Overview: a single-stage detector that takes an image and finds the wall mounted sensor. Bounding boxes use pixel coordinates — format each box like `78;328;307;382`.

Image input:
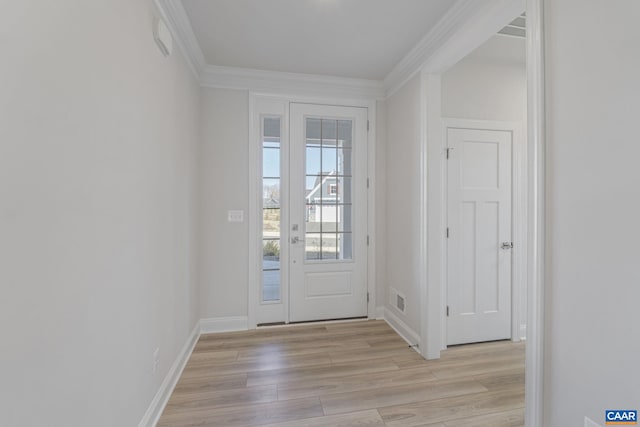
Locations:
154;16;173;57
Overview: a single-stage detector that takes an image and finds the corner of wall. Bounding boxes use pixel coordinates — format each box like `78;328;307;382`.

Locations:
137;322;200;427
383;307;420;348
200;316;249;334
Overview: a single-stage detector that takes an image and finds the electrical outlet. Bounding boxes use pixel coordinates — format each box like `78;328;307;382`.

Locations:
585;416;601;427
152;348;159;375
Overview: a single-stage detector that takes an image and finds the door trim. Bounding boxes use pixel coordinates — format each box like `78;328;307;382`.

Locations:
525;0;546;425
442;119;526;348
248;93;377;328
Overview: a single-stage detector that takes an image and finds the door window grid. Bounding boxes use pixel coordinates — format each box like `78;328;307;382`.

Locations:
305;118;353;260
262;117;281;302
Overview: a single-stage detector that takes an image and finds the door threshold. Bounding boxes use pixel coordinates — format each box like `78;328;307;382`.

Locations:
257;316;369;329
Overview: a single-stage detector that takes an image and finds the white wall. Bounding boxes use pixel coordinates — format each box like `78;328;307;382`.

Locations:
385;75;423;338
199;87;250;319
544;1;640;425
442;36;526;122
0;1;201;426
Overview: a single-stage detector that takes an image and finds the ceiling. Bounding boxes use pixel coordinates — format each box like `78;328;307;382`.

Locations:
181;0;456;80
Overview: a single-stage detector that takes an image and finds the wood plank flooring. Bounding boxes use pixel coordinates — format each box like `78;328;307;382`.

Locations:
158;320;524;427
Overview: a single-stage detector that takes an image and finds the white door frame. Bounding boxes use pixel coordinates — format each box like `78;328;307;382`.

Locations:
442;119;527;346
417;0;545;425
248;93;377;328
524;1;546;425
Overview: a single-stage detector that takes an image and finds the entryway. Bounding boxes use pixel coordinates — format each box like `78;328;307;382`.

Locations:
254;101;369;324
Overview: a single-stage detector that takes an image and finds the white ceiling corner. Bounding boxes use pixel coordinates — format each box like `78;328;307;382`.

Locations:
383;0;481;96
155;0;523;100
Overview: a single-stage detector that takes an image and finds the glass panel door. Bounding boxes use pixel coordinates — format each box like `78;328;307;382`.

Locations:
289;103;368;322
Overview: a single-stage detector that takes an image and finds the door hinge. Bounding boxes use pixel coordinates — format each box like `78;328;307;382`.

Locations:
367;177;370;189
366;235;370;246
446;147;453;159
446;305;450;317
446;227;450;238
367;120;370;131
367;292;370;303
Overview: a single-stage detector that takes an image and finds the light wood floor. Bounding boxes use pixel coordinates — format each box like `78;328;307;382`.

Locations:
158;320;525;427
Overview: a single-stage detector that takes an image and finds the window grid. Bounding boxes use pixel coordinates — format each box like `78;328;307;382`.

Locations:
305;118;353;261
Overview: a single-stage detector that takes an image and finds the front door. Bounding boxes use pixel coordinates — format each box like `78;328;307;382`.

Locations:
446;127;513;345
288;104;368;322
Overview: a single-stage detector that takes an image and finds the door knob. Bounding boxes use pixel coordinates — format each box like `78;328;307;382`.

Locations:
501;242;513;249
291;236;305;244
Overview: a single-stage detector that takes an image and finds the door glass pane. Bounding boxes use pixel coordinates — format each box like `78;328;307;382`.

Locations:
337;233;353;260
337;204;352;232
335;177;352;204
306;175;322;204
321;119;337;145
304;117;354;261
321;234;338;260
306;118;321;146
262;179;280;207
306;147;321;176
322;147;337;172
337;120;352;148
321;176;339;203
262;117;281;302
305;233;321;260
337;147;352;175
263;148;280;178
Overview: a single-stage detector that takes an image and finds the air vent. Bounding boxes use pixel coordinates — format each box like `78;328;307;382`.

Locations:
389;287;407;314
498;13;526;38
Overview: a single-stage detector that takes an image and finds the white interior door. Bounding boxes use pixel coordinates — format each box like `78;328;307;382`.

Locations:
446;127;512;345
289;104;368;322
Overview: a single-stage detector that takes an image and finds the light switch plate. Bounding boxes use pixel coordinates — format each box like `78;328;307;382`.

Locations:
228;210;244;222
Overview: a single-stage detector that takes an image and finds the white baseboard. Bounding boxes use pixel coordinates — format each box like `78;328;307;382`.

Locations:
138;321;200;427
200;316;248;334
374;306;385;320
384;307;421;348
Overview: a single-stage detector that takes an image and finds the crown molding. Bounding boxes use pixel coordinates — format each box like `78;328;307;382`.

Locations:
153;0;383;99
420;0;525;75
383;0;524;98
154;0;206;79
201;65;385;99
154;0;521;101
383;0;481;97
